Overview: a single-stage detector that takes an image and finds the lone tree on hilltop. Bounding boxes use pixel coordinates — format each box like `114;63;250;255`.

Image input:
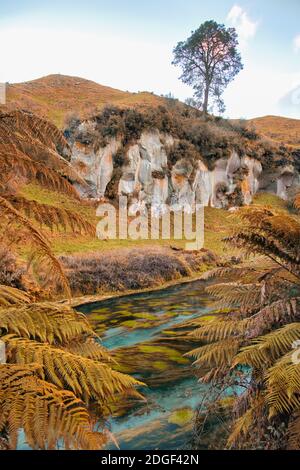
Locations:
172;20;243;114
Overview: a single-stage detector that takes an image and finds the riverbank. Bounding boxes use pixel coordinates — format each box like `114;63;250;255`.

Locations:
61;246;219;300
67;258;217;307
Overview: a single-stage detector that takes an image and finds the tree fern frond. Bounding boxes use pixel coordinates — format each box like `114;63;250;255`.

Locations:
0;109;87;193
64;336;114;363
3;335;144;403
0;302;94;344
287;411;300;449
0;363;107;450
187;338;241;368
6;196;95;235
189;204;300;449
227;207;300;275
227;394;265;449
0;151;80;199
189;318;248;342
0;196;70;298
200;258;277;283
0;285;31;307
227;408;254;448
266;353;300;416
206;282;262;310
227;232;300;275
234;323;300;369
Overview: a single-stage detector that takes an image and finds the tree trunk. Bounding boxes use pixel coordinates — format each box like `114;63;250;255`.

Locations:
203;82;209;115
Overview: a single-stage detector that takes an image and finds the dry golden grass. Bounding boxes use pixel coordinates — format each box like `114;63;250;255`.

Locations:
3;74;165;128
249;115;300;147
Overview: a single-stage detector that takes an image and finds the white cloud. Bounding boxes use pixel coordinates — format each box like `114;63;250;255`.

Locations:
224;67;300;119
227;4;258;48
294;35;300;52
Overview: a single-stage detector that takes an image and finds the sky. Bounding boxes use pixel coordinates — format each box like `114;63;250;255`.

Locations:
0;0;299;119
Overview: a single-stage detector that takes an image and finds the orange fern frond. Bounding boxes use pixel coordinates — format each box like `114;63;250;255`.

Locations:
0;196;71;298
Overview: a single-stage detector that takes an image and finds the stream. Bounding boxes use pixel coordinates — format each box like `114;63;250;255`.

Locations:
78;279;215;450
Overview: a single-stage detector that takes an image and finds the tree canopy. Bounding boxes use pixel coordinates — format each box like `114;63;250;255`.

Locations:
173;20;243;114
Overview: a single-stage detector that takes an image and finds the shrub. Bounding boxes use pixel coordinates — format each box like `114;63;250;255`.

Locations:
69;103;294;175
61;247;217;295
0;245;24;288
112;147;129;168
167;140;200;167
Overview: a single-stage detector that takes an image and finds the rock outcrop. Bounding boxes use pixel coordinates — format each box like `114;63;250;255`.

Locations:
2;106;298;214
69;118;300;212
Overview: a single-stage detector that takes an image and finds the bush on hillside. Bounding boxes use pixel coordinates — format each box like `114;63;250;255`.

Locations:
61;248;217;295
0;245;24;288
70;103;295;173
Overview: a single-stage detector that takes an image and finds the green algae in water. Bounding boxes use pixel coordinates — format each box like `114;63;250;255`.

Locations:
121;320;153;329
138;345;189;364
89;307;110;314
153;361;168;371
132;313;158;320
168;407;194;427
121;319;141;328
90;314;107;321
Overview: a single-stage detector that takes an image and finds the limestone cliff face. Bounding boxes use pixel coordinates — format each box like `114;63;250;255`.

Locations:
69;120;300;211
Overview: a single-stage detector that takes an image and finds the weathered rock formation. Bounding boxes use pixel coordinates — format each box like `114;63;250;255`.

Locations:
69;118;300;212
1;107;298;213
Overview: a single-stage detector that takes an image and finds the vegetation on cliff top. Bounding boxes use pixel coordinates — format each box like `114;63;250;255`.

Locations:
68;102;296;174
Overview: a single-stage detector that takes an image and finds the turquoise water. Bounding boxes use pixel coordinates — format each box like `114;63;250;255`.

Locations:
78;280;214;450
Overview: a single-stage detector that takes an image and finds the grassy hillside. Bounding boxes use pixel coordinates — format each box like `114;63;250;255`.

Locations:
249;115;300;147
3;74;299;147
19;182;287;257
3;74;165;128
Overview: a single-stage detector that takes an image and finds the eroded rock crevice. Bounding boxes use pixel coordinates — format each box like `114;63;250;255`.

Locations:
69;118;300;211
